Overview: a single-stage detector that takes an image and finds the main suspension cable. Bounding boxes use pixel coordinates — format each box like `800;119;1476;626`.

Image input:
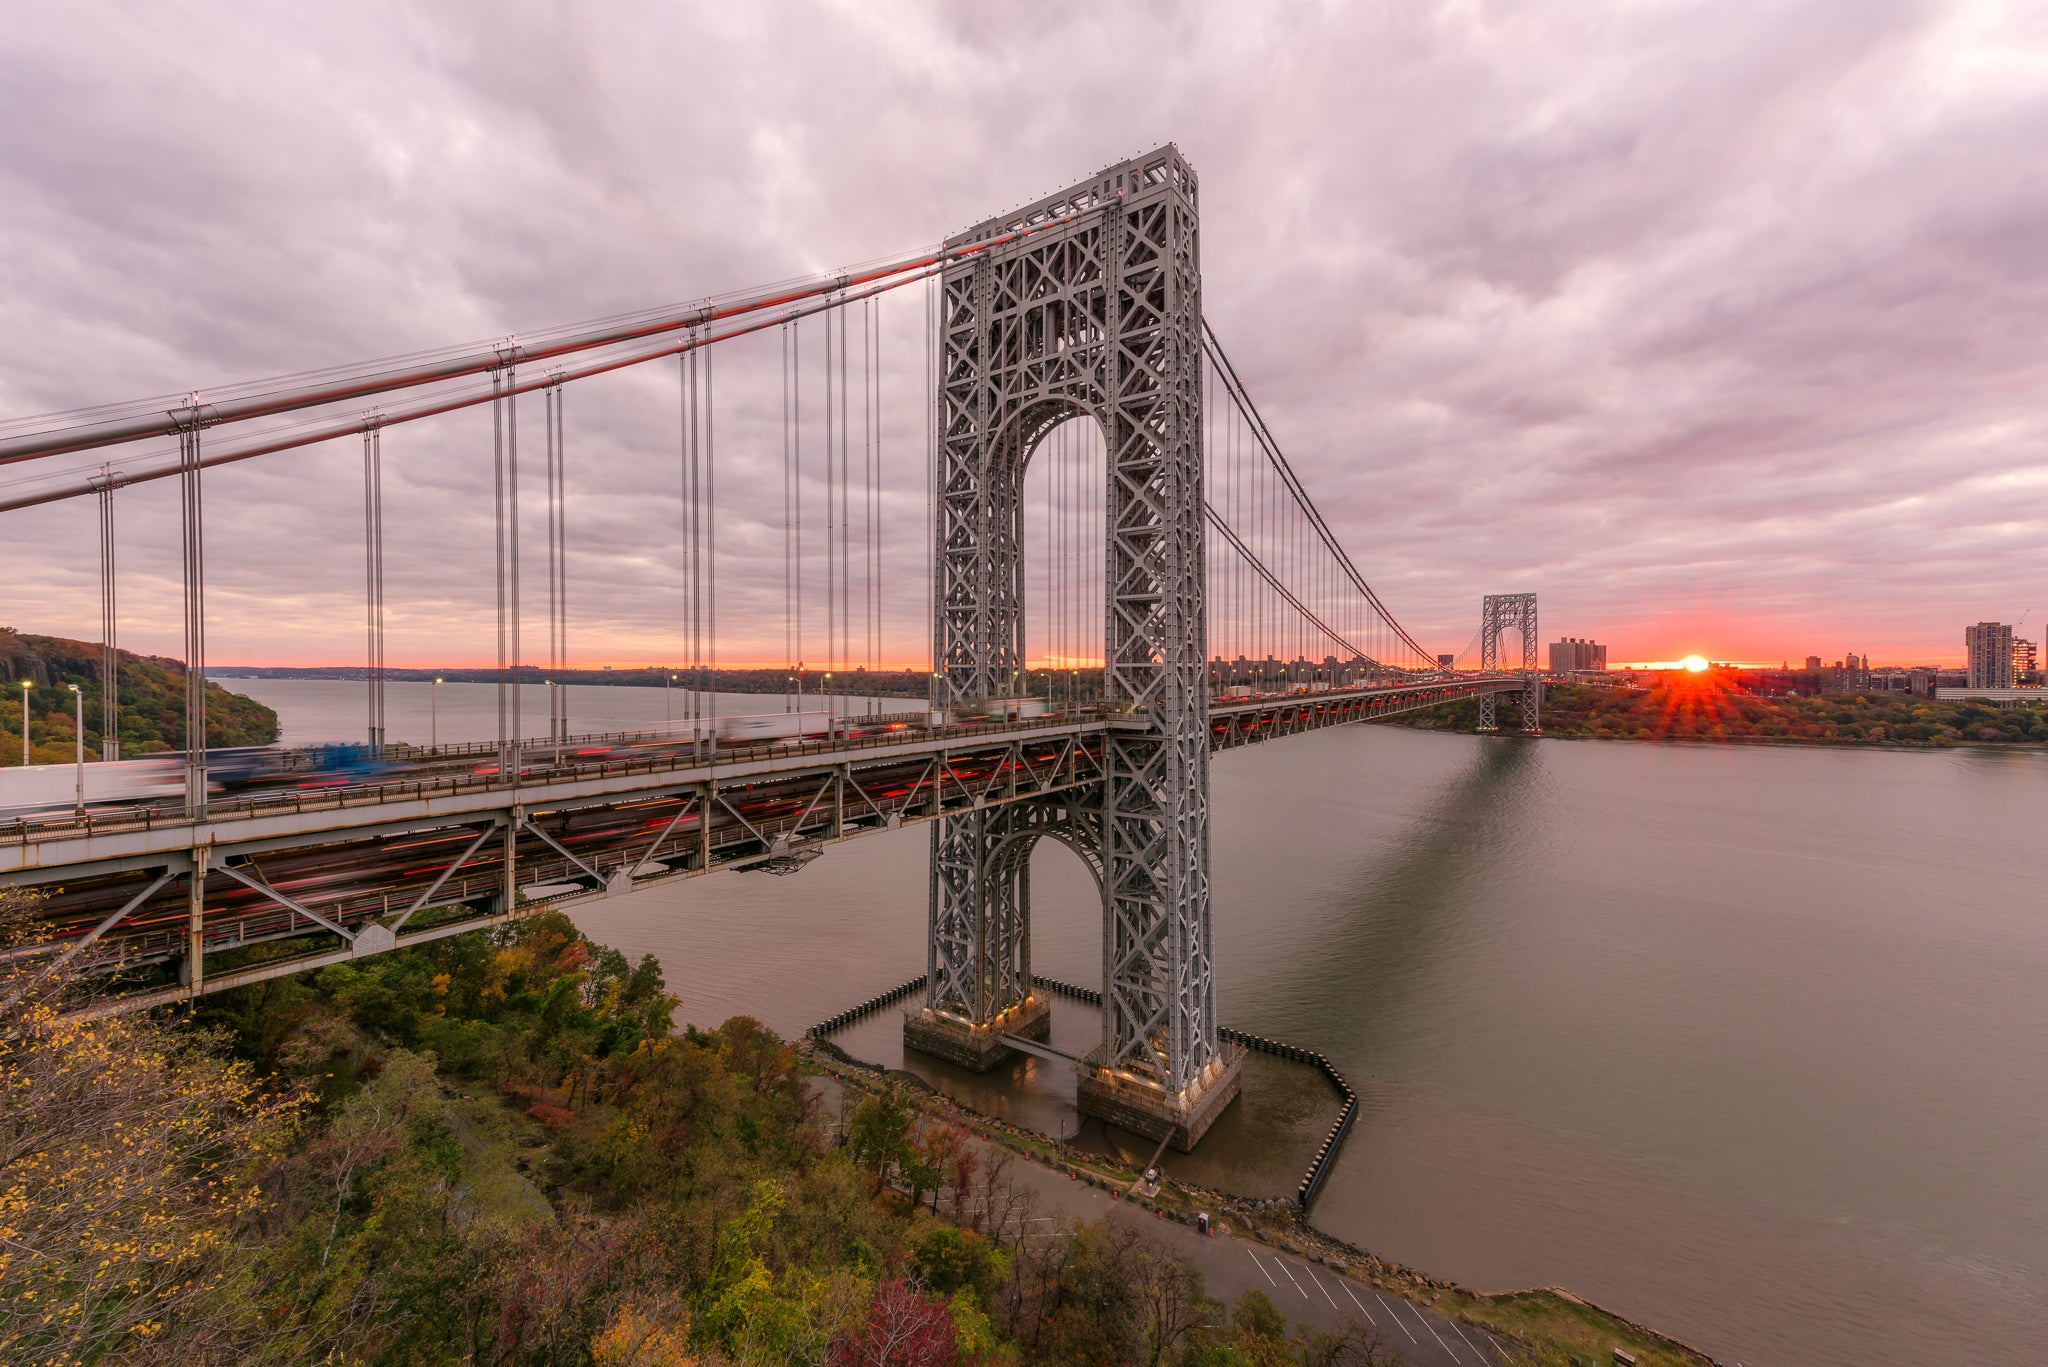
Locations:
1203;321;1435;669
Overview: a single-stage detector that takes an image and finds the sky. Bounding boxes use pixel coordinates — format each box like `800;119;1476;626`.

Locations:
2;0;2045;670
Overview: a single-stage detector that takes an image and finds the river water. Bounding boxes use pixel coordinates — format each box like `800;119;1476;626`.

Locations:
223;678;2048;1366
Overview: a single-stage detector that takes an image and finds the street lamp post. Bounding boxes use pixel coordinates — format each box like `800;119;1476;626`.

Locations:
17;681;28;766
67;683;83;816
432;677;443;752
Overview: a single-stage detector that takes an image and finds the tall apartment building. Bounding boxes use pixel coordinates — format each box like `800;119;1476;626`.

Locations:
1547;637;1608;672
1965;622;2015;690
1804;655;1823;671
2012;636;2038;679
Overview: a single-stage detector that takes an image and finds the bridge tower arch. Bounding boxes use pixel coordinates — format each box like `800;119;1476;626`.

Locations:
1477;592;1541;733
908;146;1242;1148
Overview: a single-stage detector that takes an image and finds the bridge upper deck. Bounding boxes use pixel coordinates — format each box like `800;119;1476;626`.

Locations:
1;675;1520;882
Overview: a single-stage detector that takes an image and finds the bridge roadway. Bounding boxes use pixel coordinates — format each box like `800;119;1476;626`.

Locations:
0;676;1523;1011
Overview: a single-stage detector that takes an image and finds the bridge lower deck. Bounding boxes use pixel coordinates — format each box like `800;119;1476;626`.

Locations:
2;677;1528;1010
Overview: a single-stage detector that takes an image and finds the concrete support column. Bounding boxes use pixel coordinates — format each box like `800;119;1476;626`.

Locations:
182;845;209;994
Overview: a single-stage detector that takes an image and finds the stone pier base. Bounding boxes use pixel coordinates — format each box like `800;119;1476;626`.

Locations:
902;993;1053;1072
1076;1044;1245;1151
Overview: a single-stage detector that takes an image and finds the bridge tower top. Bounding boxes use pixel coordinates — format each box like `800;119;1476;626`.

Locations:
945;144;1197;249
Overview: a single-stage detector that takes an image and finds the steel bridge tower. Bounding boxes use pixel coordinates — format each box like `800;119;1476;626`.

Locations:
904;146;1242;1148
1477;592;1541;733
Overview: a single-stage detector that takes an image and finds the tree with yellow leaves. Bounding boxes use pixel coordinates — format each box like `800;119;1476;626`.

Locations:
0;886;300;1366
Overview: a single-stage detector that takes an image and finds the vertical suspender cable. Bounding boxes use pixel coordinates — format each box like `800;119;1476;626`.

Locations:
493;369;508;778
684;344;694;732
824;305;836;707
373;422;385;749
795;318;804;696
783;324;793;709
923;275;934;687
862;296;874;712
94;465;121;760
839;304;850;712
543;385;558;744
363;422;378;751
181;415;207;814
555;381;569;739
705;340;717;755
687;341;701;734
507;362;522;776
1055;420;1064;694
876;297;884;705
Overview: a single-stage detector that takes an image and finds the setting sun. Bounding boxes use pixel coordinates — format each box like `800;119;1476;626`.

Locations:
1681;655;1710;672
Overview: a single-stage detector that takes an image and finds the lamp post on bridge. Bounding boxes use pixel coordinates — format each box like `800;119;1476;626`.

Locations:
66;683;83;816
17;681;27;766
431;677;442;753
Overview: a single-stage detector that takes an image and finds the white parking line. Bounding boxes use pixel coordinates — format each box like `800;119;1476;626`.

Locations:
1337;1277;1378;1326
1402;1298;1460;1361
1305;1265;1340;1309
1276;1258;1310;1300
1446;1316;1486;1359
1375;1293;1418;1344
1245;1248;1277;1287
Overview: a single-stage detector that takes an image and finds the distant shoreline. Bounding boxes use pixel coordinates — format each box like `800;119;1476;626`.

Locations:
1437;727;2048;754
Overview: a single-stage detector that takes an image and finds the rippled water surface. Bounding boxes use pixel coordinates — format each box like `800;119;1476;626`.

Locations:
227;678;2048;1367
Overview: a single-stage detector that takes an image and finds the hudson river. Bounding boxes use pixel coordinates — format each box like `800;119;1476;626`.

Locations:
228;678;2048;1367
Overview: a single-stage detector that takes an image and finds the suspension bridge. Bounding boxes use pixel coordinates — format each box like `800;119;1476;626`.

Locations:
0;147;1540;1148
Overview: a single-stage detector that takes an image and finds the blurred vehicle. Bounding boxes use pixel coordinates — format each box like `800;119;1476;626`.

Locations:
715;712;835;744
979;697;1046;722
0;758;183;818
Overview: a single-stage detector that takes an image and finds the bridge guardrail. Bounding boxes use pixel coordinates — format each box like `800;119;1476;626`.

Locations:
0;712;1106;849
0;679;1522;850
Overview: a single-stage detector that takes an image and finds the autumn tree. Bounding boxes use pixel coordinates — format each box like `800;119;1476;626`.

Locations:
0;886;300;1366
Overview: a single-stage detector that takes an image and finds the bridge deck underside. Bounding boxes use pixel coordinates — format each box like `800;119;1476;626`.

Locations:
6;679;1519;1009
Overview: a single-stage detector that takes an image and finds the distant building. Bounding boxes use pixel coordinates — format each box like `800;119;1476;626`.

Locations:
1547;637;1607;672
1965;623;2015;690
2012;637;2038;680
1804;655;1823;671
1934;686;2042;707
1437;654;1455;670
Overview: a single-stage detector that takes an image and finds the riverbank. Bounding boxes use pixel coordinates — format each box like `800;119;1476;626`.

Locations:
1397;678;2048;747
805;1038;1722;1366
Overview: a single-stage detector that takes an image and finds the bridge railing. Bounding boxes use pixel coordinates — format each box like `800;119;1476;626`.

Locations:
0;711;1104;849
0;679;1520;849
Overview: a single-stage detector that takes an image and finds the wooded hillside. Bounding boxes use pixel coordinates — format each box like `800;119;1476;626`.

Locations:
0;628;277;761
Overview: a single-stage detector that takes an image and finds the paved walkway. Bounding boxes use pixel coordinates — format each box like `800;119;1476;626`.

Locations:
812;1075;1514;1366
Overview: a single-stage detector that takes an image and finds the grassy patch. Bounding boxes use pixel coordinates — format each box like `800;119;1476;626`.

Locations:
1434;1286;1712;1366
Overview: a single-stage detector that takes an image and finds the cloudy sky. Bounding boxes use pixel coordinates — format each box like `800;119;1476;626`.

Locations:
2;0;2044;670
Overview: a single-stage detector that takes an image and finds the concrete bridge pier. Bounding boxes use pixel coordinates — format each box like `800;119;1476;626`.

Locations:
906;803;1053;1071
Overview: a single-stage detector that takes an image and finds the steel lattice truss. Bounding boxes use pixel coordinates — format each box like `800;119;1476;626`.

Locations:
930;146;1218;1093
1478;592;1541;732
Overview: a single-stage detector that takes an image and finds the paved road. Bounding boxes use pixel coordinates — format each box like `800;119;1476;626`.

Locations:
812;1076;1514;1366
